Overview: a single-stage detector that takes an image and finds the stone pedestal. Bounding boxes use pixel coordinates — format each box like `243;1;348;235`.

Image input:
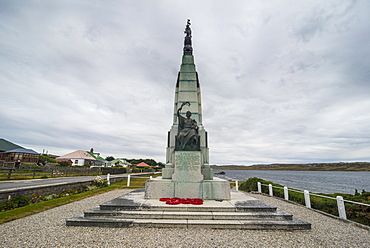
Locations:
145;151;230;200
161;165;174;179
201;166;213;180
144;179;174;199
174;182;202;198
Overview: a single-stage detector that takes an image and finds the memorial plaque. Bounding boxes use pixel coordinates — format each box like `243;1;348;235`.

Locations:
172;151;203;182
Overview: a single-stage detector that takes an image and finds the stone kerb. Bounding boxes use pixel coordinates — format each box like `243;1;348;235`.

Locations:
0;181;92;204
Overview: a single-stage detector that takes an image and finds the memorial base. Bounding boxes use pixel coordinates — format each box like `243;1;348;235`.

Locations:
145;151;231;200
162;167;174;179
144;177;231;200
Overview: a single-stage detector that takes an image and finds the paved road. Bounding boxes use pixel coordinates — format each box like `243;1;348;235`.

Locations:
0;173;155;192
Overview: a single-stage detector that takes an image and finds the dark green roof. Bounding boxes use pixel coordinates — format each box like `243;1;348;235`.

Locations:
86;151;106;161
0;138;24;152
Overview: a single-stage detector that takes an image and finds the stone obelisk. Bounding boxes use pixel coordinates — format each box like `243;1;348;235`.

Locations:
145;20;230;200
163;19;212;181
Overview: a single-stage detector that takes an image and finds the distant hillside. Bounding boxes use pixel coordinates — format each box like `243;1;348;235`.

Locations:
211;162;370;171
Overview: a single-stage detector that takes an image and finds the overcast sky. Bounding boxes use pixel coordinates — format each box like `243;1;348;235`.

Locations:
1;0;370;165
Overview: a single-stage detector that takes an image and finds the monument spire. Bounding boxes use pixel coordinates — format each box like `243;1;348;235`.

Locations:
163;19;210;179
144;19;231;201
183;19;193;55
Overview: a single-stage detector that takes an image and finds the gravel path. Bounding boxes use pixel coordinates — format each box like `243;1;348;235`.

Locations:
0;189;369;248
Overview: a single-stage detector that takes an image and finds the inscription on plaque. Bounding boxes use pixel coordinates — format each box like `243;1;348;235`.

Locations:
172;151;203;182
175;152;201;171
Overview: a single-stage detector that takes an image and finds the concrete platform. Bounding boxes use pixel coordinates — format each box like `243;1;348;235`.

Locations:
66;188;311;230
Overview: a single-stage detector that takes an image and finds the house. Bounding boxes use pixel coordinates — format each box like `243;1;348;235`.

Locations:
0;138;39;168
56;150;95;166
136;162;151;168
110;158;131;167
56;148;111;167
134;162;159;172
86;148;111;167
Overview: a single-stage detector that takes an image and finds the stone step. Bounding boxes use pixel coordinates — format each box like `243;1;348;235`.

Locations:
84;209;293;221
99;204;277;212
66;189;311;230
98;196;277;212
66;216;311;230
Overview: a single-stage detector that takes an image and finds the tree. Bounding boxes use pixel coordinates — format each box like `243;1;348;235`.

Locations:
39;154;57;165
127;158;158;167
105;156;115;161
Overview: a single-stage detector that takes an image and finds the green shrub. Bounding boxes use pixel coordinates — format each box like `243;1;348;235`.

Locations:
0;184;106;213
39;154;57;165
43;194;60;201
0;194;30;211
239;177;284;196
287;190;306;205
91;176;108;188
57;161;70;167
240;177;267;192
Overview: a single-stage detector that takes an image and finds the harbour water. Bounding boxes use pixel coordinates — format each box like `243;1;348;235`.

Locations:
213;169;370;194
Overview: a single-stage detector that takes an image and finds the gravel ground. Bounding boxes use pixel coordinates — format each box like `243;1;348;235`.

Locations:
0;189;369;248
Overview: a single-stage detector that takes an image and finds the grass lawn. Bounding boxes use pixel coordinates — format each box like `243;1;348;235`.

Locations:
0;176;152;225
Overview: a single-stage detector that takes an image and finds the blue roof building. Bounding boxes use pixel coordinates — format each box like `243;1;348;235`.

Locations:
0;138;39;168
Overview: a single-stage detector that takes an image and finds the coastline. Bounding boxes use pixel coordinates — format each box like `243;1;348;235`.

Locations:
212;166;370;171
212;170;370;195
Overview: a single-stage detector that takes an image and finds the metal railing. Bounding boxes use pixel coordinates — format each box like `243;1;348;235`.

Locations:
258;182;370;220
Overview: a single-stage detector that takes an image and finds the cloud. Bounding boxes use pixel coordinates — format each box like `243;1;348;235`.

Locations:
1;0;370;165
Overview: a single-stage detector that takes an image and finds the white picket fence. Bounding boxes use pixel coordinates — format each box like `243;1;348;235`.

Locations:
126;174;153;187
257;182;370;220
119;176;369;222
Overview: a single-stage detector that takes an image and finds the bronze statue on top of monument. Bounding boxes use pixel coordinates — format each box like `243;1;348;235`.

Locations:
176;102;200;151
183;19;193;55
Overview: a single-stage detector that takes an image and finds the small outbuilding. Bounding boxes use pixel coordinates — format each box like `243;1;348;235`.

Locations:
110;158;131;167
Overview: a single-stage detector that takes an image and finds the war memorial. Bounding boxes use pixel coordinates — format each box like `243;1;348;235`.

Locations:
66;20;311;229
